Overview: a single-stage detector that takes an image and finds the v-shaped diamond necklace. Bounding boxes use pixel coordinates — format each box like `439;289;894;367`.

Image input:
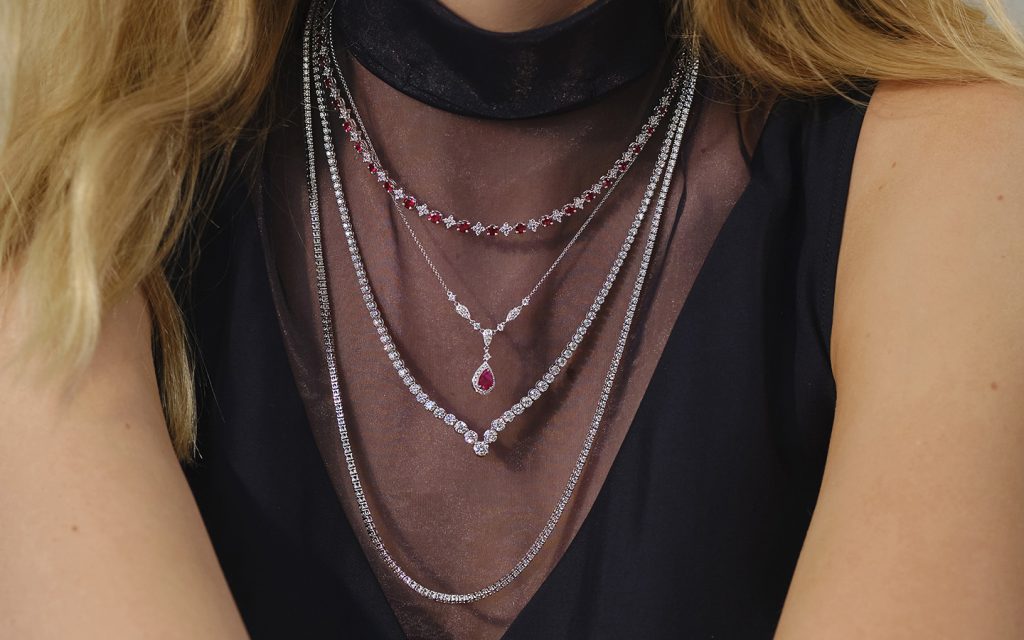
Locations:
311;18;698;457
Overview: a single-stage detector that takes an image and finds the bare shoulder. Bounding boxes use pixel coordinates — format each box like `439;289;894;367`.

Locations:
0;289;247;637
834;80;1024;373
775;81;1024;637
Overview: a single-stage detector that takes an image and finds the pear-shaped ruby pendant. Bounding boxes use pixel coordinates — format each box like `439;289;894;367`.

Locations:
472;361;495;395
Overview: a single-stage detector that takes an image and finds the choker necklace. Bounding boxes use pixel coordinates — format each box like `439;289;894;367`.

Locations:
322;43;686;398
322;19;681;239
304;0;699;602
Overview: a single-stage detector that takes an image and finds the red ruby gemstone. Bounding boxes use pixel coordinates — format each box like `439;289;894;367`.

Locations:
428;212;444;223
618;161;629;171
477;368;495;391
458;221;473;233
383;182;393;192
485;225;499;236
658;105;668;115
355;142;363;153
629;143;640;154
368;163;378;174
601;178;613;188
564;205;577;216
514;223;528;234
584;191;596;202
645;125;655;135
541;216;554;227
403;196;416;209
342;120;352;133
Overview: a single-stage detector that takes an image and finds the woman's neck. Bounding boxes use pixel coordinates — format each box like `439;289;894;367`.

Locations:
437;0;598;32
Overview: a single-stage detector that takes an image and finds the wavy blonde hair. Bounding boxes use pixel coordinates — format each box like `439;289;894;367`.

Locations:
1;0;1022;460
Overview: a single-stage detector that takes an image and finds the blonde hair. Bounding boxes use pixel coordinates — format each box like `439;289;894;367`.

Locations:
1;0;1022;460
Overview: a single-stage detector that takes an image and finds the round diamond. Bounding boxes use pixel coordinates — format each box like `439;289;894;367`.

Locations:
473;442;489;456
512;403;525;415
502;410;515;422
416;392;428;404
491;418;506;432
433;406;446;419
454;421;468;434
444;413;457;426
464;431;478;444
410;384;421;395
529;388;542;400
424;400;436;411
483;429;498;443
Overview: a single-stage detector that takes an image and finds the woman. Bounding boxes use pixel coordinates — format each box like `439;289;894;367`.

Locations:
2;0;1023;637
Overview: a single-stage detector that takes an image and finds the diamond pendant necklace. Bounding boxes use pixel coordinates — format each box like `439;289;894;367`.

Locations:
320;12;683;239
303;1;698;600
313;30;697;456
321;39;687;396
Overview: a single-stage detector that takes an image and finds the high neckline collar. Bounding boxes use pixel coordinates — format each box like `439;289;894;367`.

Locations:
334;0;669;119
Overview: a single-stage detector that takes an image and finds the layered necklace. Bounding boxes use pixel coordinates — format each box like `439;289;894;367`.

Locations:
321;21;688;398
303;0;699;602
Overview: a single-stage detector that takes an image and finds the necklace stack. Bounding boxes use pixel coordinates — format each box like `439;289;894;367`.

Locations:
303;0;699;603
321;23;688;398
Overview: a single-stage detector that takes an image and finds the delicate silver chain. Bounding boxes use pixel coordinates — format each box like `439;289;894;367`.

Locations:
314;15;698;456
303;1;697;602
320;13;683;239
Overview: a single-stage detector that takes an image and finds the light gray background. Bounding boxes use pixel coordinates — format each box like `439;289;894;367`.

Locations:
1006;0;1024;22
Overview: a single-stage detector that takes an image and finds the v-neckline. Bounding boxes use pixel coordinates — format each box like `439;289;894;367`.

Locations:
251;80;782;636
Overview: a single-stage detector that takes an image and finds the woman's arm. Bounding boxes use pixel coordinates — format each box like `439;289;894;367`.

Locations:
776;81;1024;637
0;290;248;638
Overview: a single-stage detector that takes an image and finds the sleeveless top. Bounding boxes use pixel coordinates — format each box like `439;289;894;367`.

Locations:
179;1;872;637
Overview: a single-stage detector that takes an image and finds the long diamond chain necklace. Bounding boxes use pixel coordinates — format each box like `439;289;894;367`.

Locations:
320;16;683;239
304;1;697;602
322;40;684;396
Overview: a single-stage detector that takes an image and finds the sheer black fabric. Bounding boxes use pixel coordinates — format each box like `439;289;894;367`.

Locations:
179;1;871;638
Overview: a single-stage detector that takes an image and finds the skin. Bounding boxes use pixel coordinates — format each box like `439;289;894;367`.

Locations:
0;292;249;638
775;81;1024;637
2;2;1024;637
436;0;595;31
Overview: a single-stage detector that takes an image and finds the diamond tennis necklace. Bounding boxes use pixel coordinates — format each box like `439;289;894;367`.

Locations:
313;16;697;456
320;12;682;239
321;47;686;397
303;1;698;602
